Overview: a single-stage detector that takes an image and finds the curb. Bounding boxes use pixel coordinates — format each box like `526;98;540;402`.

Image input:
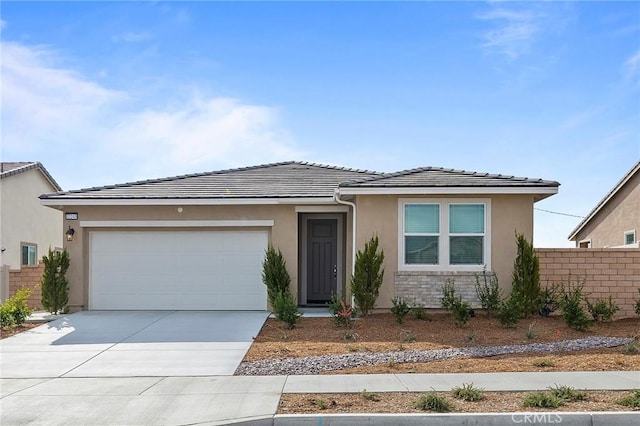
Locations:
228;412;640;426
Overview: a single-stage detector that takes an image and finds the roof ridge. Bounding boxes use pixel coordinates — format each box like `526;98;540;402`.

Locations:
1;161;62;191
50;161;382;195
344;166;549;184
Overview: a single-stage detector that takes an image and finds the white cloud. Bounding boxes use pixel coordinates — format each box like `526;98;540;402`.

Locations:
625;49;640;86
478;4;571;60
0;19;7;30
1;41;303;187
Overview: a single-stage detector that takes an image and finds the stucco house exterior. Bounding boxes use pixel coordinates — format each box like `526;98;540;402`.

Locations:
569;160;640;248
1;162;63;300
40;161;558;312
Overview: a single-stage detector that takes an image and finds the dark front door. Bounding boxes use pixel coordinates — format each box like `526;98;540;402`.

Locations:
307;219;338;304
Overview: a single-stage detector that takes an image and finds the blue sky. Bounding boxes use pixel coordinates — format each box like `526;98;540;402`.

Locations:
2;1;639;247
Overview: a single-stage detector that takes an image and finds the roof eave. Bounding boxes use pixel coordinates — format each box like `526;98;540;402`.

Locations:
40;196;338;208
337;186;560;197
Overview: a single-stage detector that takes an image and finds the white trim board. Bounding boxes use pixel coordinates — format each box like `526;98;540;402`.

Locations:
339;187;558;196
79;220;274;228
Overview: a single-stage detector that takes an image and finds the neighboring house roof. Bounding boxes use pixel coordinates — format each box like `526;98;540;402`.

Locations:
1;161;62;191
568;160;640;241
40;161;559;205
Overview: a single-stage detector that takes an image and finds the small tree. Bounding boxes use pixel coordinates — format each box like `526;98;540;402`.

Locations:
41;248;70;314
350;235;385;316
262;246;291;308
511;233;540;317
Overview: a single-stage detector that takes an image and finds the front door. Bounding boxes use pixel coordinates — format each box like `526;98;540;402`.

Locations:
306;219;338;304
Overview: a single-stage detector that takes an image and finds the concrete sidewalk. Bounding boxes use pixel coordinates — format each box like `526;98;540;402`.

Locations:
1;371;638;425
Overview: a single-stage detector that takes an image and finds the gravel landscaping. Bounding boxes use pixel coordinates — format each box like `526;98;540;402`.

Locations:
236;336;634;375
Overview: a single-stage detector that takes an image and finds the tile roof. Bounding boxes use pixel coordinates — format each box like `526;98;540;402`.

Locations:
40;161;380;200
568;160;640;241
340;167;560;188
1;162;62;191
40;161;559;202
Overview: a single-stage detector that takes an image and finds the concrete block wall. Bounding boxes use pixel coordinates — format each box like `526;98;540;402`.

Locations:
394;271;483;308
8;264;44;310
537;248;640;319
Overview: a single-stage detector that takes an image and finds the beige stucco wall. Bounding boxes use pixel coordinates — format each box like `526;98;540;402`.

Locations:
59;204;351;311
574;171;640;247
0;169;63;269
353;194;535;309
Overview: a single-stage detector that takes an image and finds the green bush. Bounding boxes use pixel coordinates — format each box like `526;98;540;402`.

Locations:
616;390;640;408
522;391;564;408
272;292;302;329
559;280;592;331
548;384;588;402
440;280;471;326
498;295;522;327
634;289;640;316
537;284;561;317
413;392;451;412
350;235;385;316
451;383;485;401
411;304;428;320
586;295;619;322
474;269;501;316
262;246;291;308
390;296;411;324
41;248;70;314
0;288;33;327
329;295;355;328
511;233;540;317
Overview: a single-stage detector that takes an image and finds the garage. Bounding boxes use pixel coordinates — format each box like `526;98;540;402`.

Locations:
89;230;268;310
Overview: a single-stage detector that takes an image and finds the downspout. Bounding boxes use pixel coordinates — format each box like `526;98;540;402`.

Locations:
334;188;356;307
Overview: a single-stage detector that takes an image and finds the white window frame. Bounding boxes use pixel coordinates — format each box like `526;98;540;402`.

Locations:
398;198;491;272
624;230;636;245
578;239;591;248
21;243;37;266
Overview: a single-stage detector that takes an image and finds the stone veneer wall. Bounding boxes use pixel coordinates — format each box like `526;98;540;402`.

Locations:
394;271;484;308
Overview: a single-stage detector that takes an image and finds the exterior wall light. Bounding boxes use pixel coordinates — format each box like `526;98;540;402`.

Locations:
65;226;75;242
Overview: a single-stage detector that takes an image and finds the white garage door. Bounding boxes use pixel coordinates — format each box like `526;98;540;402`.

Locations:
90;230;268;310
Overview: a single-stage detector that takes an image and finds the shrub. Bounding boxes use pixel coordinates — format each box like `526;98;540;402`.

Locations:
272;292;302;329
616;390;640;408
511;233;540;317
634;289;640;316
622;340;639;355
440;279;472;326
262;246;291;308
548;384;588;402
498;295;522;327
331;298;355;328
451;383;485;401
586;296;620;322
413;392;451;412
533;358;555;368
538;284;561;317
360;389;380;402
522;391;564;408
411;304;428;320
390;296;411;324
41;248;70;314
350;236;384;316
1;288;34;328
474;269;501;316
526;322;537;340
559;279;592;331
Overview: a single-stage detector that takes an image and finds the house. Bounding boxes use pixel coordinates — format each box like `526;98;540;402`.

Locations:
569;160;640;248
1;162;63;301
40;161;558;312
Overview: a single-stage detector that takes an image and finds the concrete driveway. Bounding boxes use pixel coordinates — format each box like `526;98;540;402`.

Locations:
0;310;269;378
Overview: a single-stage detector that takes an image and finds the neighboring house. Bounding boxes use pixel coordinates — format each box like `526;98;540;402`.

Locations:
40;161;558;312
1;162;63;300
569;160;640;248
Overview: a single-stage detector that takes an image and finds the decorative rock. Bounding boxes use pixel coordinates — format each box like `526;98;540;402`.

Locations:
235;336;633;376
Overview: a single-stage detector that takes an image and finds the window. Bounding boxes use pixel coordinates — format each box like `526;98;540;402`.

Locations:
578;240;591;248
624;230;636;245
400;199;490;270
21;243;37;266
